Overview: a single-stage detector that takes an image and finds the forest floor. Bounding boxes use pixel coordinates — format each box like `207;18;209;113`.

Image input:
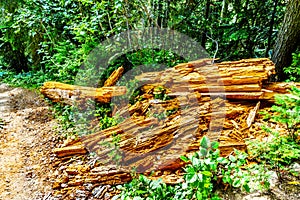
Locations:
0;84;299;200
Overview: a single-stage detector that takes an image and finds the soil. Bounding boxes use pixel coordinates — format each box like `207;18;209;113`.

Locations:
0;84;57;200
0;84;299;200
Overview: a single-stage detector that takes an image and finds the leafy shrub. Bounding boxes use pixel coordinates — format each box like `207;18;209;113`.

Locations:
0;70;48;88
180;137;222;199
114;137;270;200
247;87;300;179
50;103;76;130
49;99;119;138
271;86;300;140
284;51;300;82
247;133;300;168
113;175;183;200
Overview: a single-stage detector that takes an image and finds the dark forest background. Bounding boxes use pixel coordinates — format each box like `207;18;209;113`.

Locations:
0;0;299;87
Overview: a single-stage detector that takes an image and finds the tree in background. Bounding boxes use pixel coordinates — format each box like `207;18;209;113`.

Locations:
0;0;29;73
272;0;300;81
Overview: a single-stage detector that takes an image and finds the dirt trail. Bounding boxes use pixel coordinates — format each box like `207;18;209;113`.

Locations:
0;84;57;200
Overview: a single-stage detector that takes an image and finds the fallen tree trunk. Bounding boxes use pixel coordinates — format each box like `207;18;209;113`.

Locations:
40;81;126;104
136;58;277;100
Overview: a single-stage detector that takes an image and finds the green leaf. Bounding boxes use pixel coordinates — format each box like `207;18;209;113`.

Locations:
198;173;203;182
180;155;189;162
202;171;212;177
192;157;200;166
196;190;203;200
200;136;209;149
150;179;162;189
135;190;147;195
188;173;198;183
211;141;219;149
186;166;196;174
243;184;251;192
229;155;237;162
200;148;208;157
217;157;228;164
233;179;241;187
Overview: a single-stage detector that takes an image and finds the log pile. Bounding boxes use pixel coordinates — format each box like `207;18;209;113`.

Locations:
42;58;299;191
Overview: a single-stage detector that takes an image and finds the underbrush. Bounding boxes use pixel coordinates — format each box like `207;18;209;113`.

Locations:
284;50;300;82
49;101;117;138
0;69;52;89
113;137;271;200
247;86;300;179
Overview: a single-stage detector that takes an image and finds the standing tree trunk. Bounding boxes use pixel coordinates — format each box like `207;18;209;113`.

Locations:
201;0;211;47
265;0;279;58
272;0;300;81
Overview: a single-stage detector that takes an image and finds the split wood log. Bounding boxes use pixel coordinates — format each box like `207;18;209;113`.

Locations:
264;82;300;93
135;58;276;100
53;145;87;157
42;58;277;104
40;81;126;104
79;97;249;173
52;165;132;189
49;58;294;186
104;66;124;86
84;165;132;185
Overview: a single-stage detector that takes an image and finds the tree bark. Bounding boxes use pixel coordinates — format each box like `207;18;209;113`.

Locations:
272;0;300;81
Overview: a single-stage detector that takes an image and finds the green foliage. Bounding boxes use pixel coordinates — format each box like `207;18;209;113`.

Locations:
247;87;300;179
49;99;119;138
220;150;251;190
247;134;300;168
247;129;300;181
114;137;270;200
284;51;300;82
0;70;47;88
181;137;257;199
50;103;77;135
100;132;122;165
272;86;300;140
93;102;117;130
113;175;184;200
180;137;221;199
153;86;170;101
